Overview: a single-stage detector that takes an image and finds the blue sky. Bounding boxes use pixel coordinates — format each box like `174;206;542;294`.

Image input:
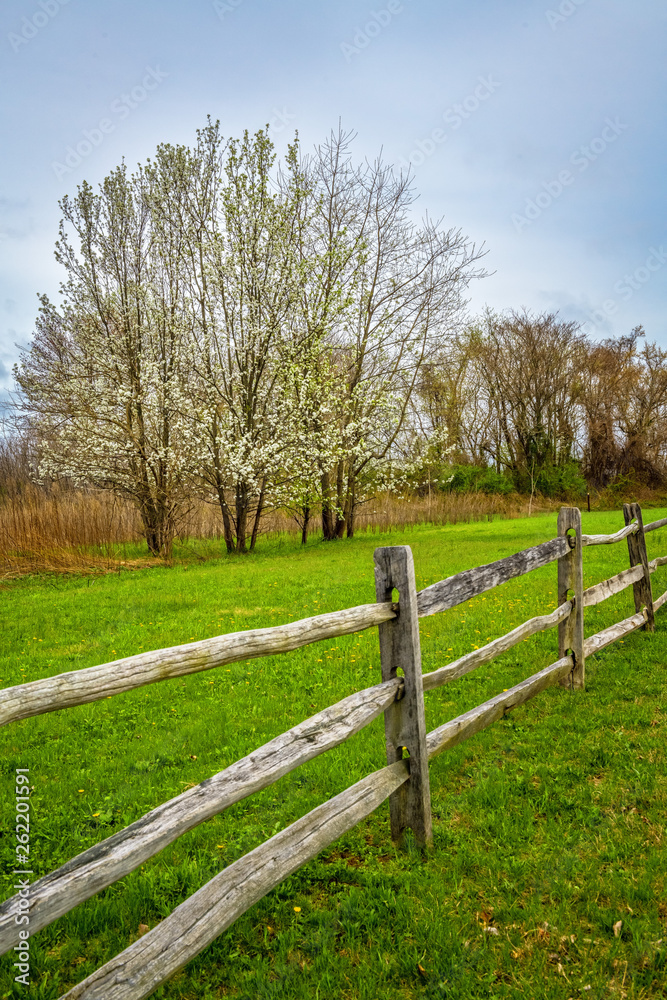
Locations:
1;0;665;402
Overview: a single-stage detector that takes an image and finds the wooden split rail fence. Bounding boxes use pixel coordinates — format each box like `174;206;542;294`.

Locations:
2;502;667;999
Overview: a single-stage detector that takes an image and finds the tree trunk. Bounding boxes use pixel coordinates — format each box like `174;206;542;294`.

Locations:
235;482;248;553
138;497;173;558
215;485;235;553
301;505;310;545
144;527;160;557
334;460;346;538
249;479;266;553
321;470;335;540
346;476;356;538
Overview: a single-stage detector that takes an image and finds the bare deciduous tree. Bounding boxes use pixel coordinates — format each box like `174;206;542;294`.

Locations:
470;310;586;483
582;327;667;487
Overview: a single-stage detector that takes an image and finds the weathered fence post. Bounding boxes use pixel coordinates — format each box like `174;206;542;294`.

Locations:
623;502;655;631
557;506;585;690
374;546;432;847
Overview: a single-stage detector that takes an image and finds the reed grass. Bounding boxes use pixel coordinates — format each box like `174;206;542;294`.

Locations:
0;481;627;578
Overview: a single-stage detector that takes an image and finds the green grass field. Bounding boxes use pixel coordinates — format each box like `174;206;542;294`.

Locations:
2;510;667;999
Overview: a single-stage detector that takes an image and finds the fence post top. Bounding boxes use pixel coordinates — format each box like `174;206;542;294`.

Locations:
558;506;582;532
373;546;416;581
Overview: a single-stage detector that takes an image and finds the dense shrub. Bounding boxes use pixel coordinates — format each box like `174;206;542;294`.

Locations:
432;464;515;496
513;461;588;499
415;462;586;500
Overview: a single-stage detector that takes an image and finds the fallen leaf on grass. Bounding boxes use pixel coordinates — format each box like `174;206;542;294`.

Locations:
484;926;499;936
417;963;427;978
613;920;623;938
138;924;150;936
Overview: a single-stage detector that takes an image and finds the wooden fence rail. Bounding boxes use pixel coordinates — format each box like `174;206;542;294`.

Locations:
580;522;638;545
0;538;571;727
644;515;667;533
2;504;667;1000
583;564;644;607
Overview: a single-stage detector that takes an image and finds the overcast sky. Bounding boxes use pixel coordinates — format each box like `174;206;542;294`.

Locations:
1;0;665;405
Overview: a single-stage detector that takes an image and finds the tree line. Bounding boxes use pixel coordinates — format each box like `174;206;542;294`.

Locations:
11;122;665;557
416;316;667;499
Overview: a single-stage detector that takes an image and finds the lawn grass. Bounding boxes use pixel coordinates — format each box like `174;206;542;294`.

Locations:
1;509;667;999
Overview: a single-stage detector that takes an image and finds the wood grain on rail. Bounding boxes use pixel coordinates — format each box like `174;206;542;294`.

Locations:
57;762;410;1000
582;565;644;607
580;523;638;546
416;537;568;618
0;603;396;727
422;601;571;691
0;677;401;953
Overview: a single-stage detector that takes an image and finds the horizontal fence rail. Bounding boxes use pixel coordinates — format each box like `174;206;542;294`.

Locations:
0;604;397;726
2;504;667;999
655;589;667;613
644;515;667;534
58;761;412;1000
421;600;572;690
415;536;569;616
0;678;403;949
426;655;574;758
583;564;645;607
0;597;581;949
0;537;572;727
583;608;649;655
580;522;638;546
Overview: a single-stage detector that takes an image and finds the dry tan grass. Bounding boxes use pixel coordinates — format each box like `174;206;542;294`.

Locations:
353;491;560;531
0;486;291;576
0;484;563;578
0;484;142;576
